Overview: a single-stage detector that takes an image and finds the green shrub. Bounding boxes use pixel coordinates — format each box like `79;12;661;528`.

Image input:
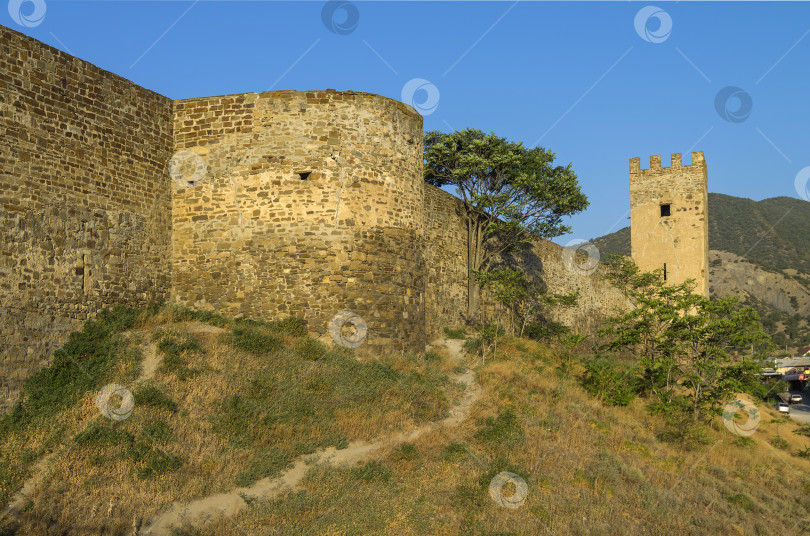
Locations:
140;420;173;445
462;337;482;355
73;421;181;479
234;448;290;486
424;350;442;363
132;446;183;479
74;423;134;449
235;316;308;338
156;332;202;357
213;394;263;446
524;320;570;341
582;358;638;407
154;330;204;380
444;327;467;340
735;436;756;448
20;305;143;418
267;316;308;337
657;413;712;449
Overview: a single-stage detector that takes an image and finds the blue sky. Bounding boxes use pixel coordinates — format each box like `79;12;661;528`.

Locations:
6;1;810;244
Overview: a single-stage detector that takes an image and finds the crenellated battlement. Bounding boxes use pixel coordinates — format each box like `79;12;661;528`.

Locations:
630;151;706;175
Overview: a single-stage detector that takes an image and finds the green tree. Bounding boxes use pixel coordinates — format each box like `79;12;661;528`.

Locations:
601;255;770;421
472;268;578;337
671;294;770;419
600;256;684;404
423;129;588;322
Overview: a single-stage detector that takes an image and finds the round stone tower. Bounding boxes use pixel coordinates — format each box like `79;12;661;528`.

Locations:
171;89;426;352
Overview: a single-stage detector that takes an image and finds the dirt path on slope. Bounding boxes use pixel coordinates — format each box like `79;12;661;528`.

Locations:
140;338;478;536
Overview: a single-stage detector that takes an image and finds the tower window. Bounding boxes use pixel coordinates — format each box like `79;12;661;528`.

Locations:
298;171;312;180
660;204;671;217
663;263;667;281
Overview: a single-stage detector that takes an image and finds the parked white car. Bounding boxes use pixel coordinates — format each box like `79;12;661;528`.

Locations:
790;393;803;404
777;402;791;414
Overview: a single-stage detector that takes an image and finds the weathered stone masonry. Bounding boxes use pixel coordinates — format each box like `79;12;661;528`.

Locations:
171;91;426;353
1;26;173;412
630;152;709;297
1;26;629;412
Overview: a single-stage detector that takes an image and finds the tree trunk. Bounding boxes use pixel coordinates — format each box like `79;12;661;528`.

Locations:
465;215;485;324
467;277;480;325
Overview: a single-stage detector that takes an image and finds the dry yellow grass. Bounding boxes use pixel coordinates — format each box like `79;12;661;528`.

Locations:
1;309;457;535
177;336;810;536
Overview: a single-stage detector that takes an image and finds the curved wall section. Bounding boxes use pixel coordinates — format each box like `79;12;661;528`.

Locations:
171;90;426;352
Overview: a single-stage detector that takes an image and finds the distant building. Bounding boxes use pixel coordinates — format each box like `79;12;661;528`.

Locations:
770;357;810;376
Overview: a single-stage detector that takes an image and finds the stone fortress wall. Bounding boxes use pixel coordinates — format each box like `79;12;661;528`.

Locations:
629;152;709;297
171;90;426;353
1;26;174;412
1;26;630;412
422;186;629;340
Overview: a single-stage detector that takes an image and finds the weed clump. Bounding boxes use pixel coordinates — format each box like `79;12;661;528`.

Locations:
228;326;283;355
153;329;205;380
293;337;327;360
133;384;178;412
474;408;525;448
444;327;467;340
726;493;755;512
441;442;470;462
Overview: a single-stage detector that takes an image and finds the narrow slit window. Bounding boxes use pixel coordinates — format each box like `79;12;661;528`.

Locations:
663;263;667;282
298;171;311;180
660;204;671;217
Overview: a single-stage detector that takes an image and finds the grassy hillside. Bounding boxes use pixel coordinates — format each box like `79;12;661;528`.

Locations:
3;305;810;535
0;306;457;534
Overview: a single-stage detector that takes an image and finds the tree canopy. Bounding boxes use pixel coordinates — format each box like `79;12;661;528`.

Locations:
424;129;589;321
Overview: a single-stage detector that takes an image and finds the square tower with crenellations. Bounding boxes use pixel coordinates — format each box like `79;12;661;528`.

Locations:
629;152;709;297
